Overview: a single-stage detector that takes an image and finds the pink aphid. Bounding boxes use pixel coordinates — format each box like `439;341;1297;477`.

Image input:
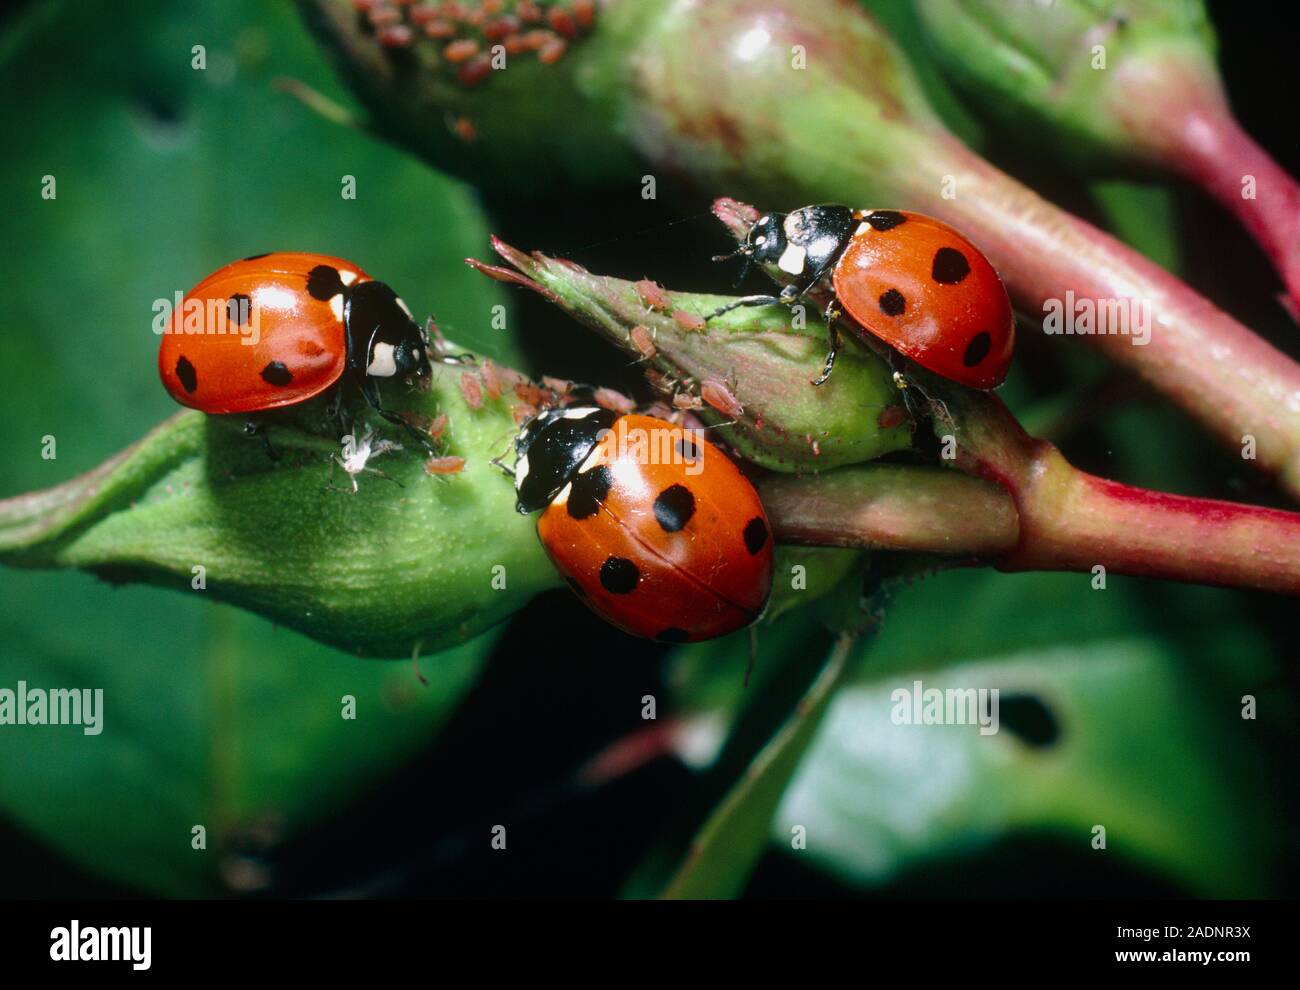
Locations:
672;309;706;332
425;456;466;476
458;54;493;86
629;325;656;359
377;25;414;48
672;392;704;410
547;7;578;38
459;371;484;409
635;279;672;312
481;360;502;400
514;381;550;406
701;379;744;419
594;388;636;413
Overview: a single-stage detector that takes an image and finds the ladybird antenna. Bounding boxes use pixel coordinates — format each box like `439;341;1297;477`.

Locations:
711;242;753;263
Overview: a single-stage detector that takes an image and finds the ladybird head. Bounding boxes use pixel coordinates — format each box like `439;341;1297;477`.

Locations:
392;330;431;380
742;212;790;267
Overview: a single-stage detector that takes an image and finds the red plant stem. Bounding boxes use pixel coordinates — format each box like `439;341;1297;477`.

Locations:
1104;51;1300;317
904;138;1300;497
1002;467;1300;594
1165;109;1300;315
943;387;1300;596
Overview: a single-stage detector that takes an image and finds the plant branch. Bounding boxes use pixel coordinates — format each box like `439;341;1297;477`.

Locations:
475;226;1300;597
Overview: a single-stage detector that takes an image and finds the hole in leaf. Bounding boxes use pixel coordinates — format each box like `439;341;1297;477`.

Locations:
998;693;1059;748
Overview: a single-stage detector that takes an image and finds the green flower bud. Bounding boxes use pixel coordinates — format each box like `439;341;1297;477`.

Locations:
297;0;944;201
0;357;559;658
297;0;640;189
471;239;913;472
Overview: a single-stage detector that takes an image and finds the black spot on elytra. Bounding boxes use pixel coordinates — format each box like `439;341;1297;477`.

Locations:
599;556;640;594
675;435;701;465
566;464;613;520
227;293;252;327
878;288;906;316
175;356;197;393
932;247;971;284
306;264;344;301
963;331;992;367
242;252;270;262
865;210;907;231
653;484;696;533
261;361;293;386
564;576;587;599
657;628;691;643
743;517;769;554
999;694;1059;747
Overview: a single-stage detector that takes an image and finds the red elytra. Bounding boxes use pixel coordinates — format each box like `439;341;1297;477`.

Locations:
833;211;1014;390
513;408;774;642
158;252;364;414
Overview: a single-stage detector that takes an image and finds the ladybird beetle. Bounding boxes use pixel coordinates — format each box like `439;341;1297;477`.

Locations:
158;252;435;448
712;206;1014;390
511;406;774;643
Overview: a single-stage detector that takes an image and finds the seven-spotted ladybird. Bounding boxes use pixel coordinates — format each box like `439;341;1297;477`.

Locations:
713;206;1015;389
158;252;434;449
511;406;774;643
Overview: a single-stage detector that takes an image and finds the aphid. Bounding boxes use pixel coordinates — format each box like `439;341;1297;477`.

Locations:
673;309;707;332
701;378;744;420
636;279;672;312
425;455;466;475
459;371;484;409
629;325;657;359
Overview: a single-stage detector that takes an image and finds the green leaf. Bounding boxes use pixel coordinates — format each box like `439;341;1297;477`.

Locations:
662;634;857;899
0;580;495;895
772;570;1288;897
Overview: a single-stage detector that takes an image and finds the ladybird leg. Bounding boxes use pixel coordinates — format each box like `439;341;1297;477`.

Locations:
811;300;844;387
243;418;280;461
422;317;475;365
886;353;931;430
704;293;785;320
358;378;437;454
488;452;516;479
